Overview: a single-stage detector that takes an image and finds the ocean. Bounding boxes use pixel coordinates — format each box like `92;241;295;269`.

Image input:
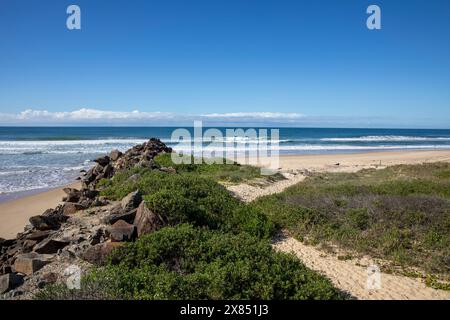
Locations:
1;126;450;199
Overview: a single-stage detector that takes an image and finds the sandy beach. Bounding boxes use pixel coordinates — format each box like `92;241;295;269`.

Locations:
0;182;81;239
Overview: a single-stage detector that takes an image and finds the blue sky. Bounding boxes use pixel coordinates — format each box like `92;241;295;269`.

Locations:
0;0;449;127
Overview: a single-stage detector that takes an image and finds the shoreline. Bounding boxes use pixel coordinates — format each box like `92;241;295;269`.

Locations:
1;149;450;239
0;181;81;239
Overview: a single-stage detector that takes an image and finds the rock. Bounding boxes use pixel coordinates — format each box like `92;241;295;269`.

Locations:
25;230;53;242
103;164;114;177
82;189;99;199
29;216;56;231
89;228;104;245
14;253;51;275
103;208;137;225
107;220;136;242
81;242;124;266
0;273;24;294
94;155;110;166
22;240;37;253
110;149;122;161
160;166;176;174
60;202;86;215
33;238;69;254
37;272;58;289
62;188;82;202
93;164;104;176
134;201;166;237
1;265;12;275
121;190;142;211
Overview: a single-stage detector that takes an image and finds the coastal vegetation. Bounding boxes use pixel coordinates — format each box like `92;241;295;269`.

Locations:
253;163;450;281
36;153;344;300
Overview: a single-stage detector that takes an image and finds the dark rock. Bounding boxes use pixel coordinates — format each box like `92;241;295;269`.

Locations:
33;238;69;254
94;156;110;166
134;201;166;237
26;230;52;242
93;164;104;176
37;272;58;289
22;240;37;253
14;252;51;275
62;188;82;202
121;190;142;211
107;220;136;242
29;210;69;231
29;216;56;231
89;228;104;246
0;273;24;294
103;164;114;177
81;242;124;266
82;189;99;199
110;149;122;161
1;265;12;275
103;208;137;225
60;202;86;215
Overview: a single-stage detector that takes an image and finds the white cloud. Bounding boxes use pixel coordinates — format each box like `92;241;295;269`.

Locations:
0;108;305;125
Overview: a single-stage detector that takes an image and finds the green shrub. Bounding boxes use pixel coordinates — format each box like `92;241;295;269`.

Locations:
39;224;343;300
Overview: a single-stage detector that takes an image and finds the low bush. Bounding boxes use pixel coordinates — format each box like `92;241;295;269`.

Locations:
38;225;345;300
254;163;450;276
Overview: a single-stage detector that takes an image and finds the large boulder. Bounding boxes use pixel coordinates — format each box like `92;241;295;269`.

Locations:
14;253;51;275
0;273;24;294
133;201;166;237
81;242;124;266
107;220;136;242
29;216;56;231
110;149;122;161
121;190;142;211
33;238;69;254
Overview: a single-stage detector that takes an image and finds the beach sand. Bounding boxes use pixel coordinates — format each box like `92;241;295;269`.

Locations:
0;182;81;239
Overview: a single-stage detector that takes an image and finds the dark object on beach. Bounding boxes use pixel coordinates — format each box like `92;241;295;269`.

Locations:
335;163;340;166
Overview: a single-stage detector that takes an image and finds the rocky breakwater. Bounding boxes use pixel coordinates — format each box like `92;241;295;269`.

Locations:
0;138;173;299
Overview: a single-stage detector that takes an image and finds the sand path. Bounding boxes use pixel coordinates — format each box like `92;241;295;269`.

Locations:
231;150;450;300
